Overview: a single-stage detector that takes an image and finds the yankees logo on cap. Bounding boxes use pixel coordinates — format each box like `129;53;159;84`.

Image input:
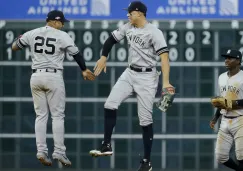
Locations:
221;49;242;62
123;1;147;14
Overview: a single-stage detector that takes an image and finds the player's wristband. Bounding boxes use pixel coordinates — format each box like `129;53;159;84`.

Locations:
73;52;87;71
101;35;117;57
234;99;243;107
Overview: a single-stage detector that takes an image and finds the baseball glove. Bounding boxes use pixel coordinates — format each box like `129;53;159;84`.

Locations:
211;96;232;110
156;87;175;112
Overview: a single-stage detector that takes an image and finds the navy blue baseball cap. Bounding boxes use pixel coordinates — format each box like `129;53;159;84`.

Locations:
46;10;69;23
123;1;147;14
221;49;242;62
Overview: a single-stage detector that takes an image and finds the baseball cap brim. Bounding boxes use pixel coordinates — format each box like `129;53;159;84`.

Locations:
63;18;70;22
221;54;238;59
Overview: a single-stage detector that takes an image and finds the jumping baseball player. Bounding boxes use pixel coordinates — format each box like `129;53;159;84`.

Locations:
11;10;95;167
89;1;175;171
210;49;243;171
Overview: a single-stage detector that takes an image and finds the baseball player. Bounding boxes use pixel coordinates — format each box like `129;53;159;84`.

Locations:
210;49;243;171
89;1;174;171
11;10;95;167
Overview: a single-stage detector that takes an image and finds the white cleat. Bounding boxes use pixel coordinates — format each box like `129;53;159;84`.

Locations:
89;142;113;157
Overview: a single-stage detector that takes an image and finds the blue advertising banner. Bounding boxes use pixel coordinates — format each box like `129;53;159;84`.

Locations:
0;0;242;20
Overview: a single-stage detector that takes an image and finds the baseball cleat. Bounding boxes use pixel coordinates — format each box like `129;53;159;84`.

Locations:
36;152;52;166
52;153;71;166
137;159;152;171
89;141;113;157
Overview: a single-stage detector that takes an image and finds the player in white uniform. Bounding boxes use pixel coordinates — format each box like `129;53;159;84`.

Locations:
89;1;174;171
210;49;243;171
11;10;95;166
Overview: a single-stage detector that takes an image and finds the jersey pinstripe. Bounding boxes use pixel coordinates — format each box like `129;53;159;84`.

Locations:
112;22;169;67
17;26;79;69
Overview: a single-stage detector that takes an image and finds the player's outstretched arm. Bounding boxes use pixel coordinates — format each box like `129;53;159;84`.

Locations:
156;53;176;112
12;35;23;51
160;53;174;93
72;52;95;81
94;35;117;76
210;108;221;129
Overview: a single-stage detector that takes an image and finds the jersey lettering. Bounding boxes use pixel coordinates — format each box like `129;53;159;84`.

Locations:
220;85;240;95
133;35;146;47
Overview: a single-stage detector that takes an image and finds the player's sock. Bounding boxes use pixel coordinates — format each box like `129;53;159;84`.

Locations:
141;123;153;162
104;108;117;144
237;159;243;170
223;158;239;170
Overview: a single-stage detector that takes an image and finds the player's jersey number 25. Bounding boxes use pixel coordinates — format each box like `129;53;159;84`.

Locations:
34;36;57;55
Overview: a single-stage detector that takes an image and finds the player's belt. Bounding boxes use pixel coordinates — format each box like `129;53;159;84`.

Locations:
224;115;242;119
129;65;152;72
32;68;59;73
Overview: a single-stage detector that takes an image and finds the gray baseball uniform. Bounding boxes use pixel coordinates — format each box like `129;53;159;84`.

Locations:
17;26;79;155
105;22;168;126
215;70;243;163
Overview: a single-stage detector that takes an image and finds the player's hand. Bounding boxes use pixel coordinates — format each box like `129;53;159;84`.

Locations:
93;56;107;76
162;83;175;94
209;120;216;129
82;69;95;81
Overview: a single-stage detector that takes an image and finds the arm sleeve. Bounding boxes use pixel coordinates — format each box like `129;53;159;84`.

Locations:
61;32;85;70
101;35;117;57
211;108;221;121
17;31;30;49
72;52;87;71
111;23;130;42
152;29;169;56
61;32;79;56
234;99;243;107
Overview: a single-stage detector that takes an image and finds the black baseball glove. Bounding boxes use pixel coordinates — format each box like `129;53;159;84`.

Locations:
156;87;175;112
